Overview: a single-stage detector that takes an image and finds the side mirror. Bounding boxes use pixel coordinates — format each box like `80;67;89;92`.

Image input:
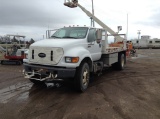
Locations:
117;26;122;33
96;29;102;43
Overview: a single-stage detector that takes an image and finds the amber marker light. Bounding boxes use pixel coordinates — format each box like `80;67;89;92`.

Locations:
65;57;79;63
72;57;79;63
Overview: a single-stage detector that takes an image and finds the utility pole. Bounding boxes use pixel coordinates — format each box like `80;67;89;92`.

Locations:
91;0;95;27
137;30;141;39
126;13;128;40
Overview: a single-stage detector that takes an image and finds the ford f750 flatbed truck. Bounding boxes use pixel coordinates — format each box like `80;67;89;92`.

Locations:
23;1;127;92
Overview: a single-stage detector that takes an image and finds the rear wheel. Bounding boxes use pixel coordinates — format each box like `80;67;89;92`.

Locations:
112;53;126;70
74;62;90;92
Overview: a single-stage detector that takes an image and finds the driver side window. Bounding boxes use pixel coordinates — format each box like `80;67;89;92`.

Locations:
87;28;96;42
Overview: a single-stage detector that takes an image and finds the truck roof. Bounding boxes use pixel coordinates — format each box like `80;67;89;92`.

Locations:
63;26;100;29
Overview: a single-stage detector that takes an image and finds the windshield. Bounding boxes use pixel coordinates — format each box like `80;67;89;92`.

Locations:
51;27;88;39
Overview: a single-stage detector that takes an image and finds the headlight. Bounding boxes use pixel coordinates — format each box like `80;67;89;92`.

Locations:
65;57;79;63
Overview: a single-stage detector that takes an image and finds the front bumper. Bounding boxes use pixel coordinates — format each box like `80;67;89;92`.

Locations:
23;63;76;81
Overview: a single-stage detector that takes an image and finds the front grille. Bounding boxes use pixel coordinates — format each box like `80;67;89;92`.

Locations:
29;47;63;65
51;51;53;61
32;50;34;59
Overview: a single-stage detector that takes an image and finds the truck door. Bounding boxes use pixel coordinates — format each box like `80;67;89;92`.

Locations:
87;28;102;61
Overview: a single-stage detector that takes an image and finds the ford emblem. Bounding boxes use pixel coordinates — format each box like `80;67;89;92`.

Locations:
38;53;46;58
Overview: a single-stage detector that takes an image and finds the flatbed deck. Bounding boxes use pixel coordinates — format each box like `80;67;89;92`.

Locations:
102;47;126;54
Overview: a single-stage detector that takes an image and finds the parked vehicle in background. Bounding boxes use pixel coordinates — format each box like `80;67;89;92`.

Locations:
132;35;160;49
0;34;28;65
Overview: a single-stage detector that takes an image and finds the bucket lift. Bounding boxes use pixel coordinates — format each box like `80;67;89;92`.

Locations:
64;0;78;8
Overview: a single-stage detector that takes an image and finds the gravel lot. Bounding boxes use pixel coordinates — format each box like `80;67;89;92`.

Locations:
0;49;160;119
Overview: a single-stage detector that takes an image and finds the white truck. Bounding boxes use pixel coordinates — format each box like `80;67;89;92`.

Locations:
23;1;127;92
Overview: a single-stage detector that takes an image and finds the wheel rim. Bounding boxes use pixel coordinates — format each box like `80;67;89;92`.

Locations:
121;55;124;68
82;68;89;86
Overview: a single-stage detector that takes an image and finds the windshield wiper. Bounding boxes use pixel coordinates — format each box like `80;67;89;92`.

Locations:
62;36;78;39
51;36;61;38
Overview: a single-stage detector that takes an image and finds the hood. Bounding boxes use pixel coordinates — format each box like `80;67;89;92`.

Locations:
30;38;85;48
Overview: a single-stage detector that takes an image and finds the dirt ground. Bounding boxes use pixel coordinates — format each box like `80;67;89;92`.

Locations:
0;49;160;119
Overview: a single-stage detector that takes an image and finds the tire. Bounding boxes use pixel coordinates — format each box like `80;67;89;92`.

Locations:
112;53;126;70
74;62;90;92
16;60;22;65
1;60;4;65
117;53;125;70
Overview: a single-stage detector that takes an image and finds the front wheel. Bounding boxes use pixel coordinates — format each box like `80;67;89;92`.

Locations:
74;62;90;92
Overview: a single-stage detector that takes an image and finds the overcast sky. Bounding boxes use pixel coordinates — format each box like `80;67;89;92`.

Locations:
0;0;160;41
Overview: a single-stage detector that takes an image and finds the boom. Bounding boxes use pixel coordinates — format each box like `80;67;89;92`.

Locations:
0;45;6;53
64;0;124;42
